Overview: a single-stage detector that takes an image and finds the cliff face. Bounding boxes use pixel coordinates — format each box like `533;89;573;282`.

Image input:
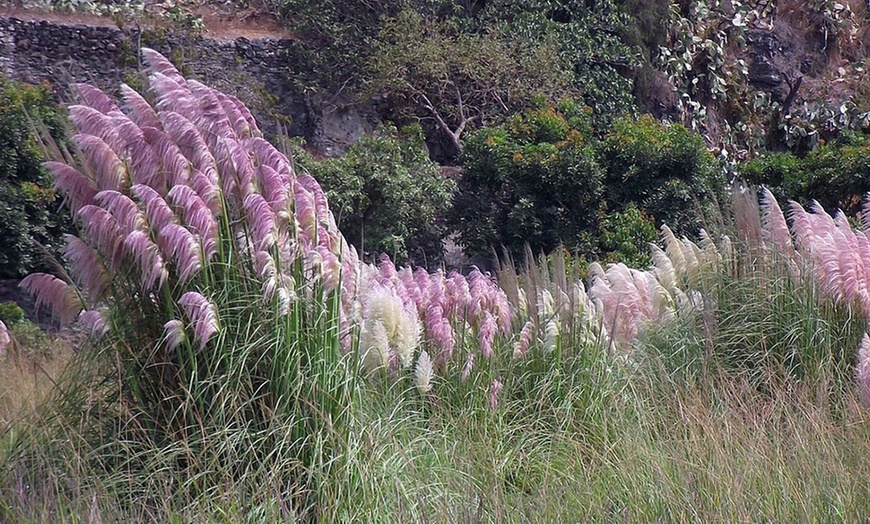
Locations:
0;14;378;156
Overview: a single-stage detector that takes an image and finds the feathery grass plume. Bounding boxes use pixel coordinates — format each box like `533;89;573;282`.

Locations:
95;190;147;234
488;379;503;409
177;292;219;350
857;333;870;408
760;187;794;256
361;320;391;373
358;285;421;372
73;134;126;191
132;184;176;232
142;126;190;190
68;105;123;155
415;350;434;394
79;309;108;336
46;161;97;215
75;82;120;114
124;230;169;290
460;352;474;382
19;273;82;325
244;193;277;251
513;321;534;359
163;318;187;353
76;204;125;271
167;184;218;260
20;48;368;515
156;224;203;283
120;83;161;129
61;234;109;300
478;311;498;358
0;320;10;356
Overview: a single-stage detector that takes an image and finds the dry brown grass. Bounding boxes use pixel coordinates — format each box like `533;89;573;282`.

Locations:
0;339;73;432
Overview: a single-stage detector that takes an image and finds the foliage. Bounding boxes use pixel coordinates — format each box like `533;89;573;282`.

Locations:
600;114;725;237
289;125;455;265
0;78;70;279
740;131;870;215
367;7;577;154
453;107;722;260
451;101;605;258
15;50;359;516
598;203;657;267
0;302;26;325
271;0;452;97
479;0;640;129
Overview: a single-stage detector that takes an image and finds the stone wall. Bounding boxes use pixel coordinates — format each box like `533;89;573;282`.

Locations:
0;15;374;154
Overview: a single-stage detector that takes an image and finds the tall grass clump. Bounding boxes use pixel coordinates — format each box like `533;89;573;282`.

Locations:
6;49;361;519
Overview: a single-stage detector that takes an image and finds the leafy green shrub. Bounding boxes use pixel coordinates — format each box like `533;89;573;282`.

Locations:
451;101;605;258
740;131;870;215
598;203;657;268
0;78;70;278
0;301;26;325
290;125;455;265
600;114;725;237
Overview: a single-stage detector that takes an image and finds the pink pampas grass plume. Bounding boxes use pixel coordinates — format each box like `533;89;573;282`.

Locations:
47;161;97;215
124;230;169;290
19;273;82;325
95;190;146;234
75;83;120;114
488;379;503;409
244;193;277;251
120;83;162;129
79;309;108;336
857;333;870;408
760;188;793;255
168;185;218;259
513;321;534;359
178;292;220;349
460;352;474;382
62;234;109;299
157;224;203;283
73;134;126;191
132;184;176;232
141;126;190;189
478;311;498;358
142;48;188;88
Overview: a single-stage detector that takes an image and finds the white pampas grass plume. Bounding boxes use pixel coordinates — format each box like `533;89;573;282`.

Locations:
415;350;434;394
0;320;10;357
163;319;186;353
543;318;560;355
360;320;390;373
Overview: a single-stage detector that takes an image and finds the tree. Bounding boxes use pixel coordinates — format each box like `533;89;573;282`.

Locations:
367;8;575;155
450;101;605;258
600;114;725;237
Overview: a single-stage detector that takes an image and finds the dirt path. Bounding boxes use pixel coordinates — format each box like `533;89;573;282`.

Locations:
0;4;293;41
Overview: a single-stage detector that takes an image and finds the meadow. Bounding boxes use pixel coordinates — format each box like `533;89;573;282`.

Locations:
2;50;870;522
